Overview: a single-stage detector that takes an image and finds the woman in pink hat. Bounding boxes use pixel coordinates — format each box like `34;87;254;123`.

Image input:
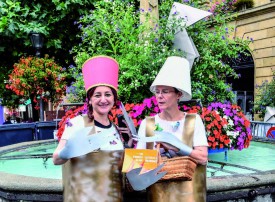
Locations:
52;56;132;202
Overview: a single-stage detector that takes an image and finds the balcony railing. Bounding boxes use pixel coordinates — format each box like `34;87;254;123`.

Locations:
250;121;275;139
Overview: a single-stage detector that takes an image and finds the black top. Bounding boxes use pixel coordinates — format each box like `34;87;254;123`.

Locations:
94;119;112;129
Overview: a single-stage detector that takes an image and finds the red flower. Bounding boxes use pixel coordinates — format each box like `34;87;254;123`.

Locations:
6;55;68;109
56;99;252;151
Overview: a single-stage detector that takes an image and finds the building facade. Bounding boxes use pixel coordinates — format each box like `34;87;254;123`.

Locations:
231;1;275;120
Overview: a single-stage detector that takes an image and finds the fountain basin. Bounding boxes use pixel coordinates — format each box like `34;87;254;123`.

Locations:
0;140;62;201
0;139;275;201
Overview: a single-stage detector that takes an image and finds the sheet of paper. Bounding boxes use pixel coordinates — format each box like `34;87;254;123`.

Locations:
122;148;158;173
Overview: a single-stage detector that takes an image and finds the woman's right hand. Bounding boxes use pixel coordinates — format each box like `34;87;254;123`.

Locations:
52;139;68;165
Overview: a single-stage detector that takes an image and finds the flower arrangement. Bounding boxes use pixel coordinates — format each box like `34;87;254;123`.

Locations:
130;97;252;150
6;55;68;109
57;97;252;151
185;102;252;150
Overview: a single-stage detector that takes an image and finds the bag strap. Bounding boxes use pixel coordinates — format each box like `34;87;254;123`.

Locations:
145;113;196;148
83;115;96;134
182;113;196;147
145;116;156;149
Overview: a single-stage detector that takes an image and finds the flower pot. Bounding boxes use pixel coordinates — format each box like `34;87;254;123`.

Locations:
208;148;228;154
208;148;228;161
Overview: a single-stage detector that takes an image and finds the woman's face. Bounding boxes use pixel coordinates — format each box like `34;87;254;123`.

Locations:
89;86;115;116
154;85;181;111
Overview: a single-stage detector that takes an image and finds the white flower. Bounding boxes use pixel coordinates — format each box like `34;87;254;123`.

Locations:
227;131;239;138
228;118;234;126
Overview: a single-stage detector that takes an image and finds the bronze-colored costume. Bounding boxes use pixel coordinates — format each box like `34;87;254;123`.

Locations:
62;116;124;202
146;114;207;202
62;151;124;202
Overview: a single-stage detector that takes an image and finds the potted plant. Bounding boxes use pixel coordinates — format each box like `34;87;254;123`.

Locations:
6;55;68;120
253;71;275;120
234;0;254;11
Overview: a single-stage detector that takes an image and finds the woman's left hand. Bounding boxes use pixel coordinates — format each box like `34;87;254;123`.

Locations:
157;142;178;152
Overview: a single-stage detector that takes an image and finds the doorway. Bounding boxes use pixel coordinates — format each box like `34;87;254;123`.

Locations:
226;51;254;119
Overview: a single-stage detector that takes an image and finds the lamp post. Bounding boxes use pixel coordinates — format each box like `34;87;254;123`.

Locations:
29;32;44;121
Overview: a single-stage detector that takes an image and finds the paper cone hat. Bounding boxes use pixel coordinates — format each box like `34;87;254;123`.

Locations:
173;29;200;69
150;56;192;101
168;2;212;28
82;56;119;92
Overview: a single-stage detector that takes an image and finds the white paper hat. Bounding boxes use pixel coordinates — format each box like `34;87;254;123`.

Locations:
168;2;212;28
167;2;212;69
150;56;191;101
173;29;200;69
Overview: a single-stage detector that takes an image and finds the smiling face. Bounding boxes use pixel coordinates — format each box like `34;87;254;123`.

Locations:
154;85;182;111
89;86;115;116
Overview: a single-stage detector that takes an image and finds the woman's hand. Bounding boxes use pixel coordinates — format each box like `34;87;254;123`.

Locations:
117;119;133;148
52;139;68;165
157;142;178;152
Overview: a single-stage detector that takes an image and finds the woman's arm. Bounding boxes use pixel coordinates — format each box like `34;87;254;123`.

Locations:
189;146;208;165
158;142;208;165
52;139;68;165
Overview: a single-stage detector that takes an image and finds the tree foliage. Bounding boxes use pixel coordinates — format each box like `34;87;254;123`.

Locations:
0;0;252;107
253;70;275;118
0;0;95;106
67;0;251;105
68;0;183;103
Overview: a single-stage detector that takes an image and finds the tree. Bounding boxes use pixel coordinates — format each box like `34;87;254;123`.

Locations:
1;0;252;107
0;0;95;106
66;0;251;105
67;0;183;103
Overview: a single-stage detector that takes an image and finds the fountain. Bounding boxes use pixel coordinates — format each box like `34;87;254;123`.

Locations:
0;140;62;201
0;138;275;201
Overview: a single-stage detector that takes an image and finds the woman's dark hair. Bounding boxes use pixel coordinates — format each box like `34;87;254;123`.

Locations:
86;86;118;120
173;87;183;102
173;88;180;94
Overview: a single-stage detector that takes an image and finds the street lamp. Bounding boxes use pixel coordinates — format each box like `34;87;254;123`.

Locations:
29;32;44;58
29;32;44;121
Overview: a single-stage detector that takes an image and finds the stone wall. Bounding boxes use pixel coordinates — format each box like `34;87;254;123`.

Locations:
231;2;275;120
234;2;275;85
254;0;271;7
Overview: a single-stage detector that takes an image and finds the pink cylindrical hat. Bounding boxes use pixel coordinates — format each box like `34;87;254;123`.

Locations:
82;56;119;92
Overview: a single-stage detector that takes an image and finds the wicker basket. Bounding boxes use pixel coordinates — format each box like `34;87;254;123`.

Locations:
158;155;197;182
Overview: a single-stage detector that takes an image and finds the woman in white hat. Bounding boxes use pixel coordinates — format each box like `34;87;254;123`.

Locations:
52;56;132;202
136;56;208;202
